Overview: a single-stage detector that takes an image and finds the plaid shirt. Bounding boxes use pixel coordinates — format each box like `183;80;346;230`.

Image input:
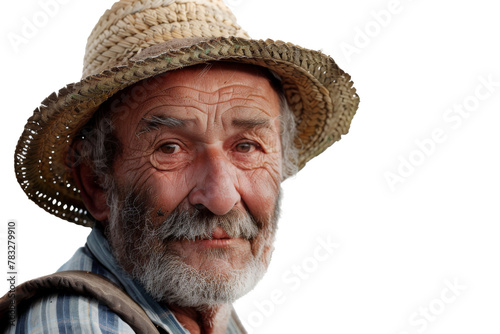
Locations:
5;227;246;334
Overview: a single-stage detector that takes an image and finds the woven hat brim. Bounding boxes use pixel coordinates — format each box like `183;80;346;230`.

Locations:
15;36;359;227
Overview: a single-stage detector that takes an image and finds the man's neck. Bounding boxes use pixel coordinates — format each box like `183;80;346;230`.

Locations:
168;303;232;334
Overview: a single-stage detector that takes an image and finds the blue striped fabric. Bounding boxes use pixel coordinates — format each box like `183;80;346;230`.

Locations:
5;227;247;334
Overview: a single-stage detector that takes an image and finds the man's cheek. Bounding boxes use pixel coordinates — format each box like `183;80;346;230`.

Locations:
114;157;153;188
253;158;282;190
244;159;280;185
142;173;192;209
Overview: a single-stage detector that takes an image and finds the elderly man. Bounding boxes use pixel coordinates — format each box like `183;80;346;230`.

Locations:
2;0;358;333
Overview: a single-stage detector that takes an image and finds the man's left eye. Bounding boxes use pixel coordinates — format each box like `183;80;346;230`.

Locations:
158;143;181;154
235;142;259;153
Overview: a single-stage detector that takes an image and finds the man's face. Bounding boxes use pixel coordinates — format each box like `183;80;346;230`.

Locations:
104;63;283;308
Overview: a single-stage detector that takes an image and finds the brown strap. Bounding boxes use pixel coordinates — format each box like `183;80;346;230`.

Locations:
0;270;160;333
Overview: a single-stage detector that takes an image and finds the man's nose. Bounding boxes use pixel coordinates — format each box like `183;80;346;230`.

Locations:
188;151;240;216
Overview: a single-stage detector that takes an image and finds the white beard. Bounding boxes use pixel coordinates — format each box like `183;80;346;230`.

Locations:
105;183;279;309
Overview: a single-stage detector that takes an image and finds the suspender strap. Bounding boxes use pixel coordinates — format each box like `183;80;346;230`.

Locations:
0;270;160;333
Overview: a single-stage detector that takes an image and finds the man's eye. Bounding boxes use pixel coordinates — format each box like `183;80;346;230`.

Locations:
158;143;181;154
235;142;258;153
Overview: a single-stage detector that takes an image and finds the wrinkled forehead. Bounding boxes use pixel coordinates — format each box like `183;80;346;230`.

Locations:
93;62;284;146
103;62;283;130
108;62;283;110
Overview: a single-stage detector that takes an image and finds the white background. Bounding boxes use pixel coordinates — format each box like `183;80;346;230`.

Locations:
1;0;499;333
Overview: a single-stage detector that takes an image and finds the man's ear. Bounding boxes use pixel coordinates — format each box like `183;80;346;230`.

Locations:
70;143;110;222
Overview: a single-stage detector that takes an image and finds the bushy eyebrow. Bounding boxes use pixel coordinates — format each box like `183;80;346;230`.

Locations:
137;115;273;136
231;118;271;130
137;115;190;135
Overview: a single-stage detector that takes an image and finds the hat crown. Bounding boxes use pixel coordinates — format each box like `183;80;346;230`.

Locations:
83;0;249;78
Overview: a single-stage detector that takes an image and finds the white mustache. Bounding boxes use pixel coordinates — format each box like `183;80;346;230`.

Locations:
154;207;260;242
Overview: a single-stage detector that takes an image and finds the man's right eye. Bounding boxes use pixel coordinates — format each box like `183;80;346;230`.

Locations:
158;143;181;154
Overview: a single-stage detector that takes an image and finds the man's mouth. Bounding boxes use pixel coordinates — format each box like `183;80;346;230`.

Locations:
194;227;240;248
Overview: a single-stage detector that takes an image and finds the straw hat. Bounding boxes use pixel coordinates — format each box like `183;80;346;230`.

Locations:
14;0;360;227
